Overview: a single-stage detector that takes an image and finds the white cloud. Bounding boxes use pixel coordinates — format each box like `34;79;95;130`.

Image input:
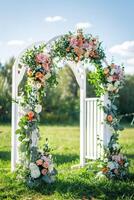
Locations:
27;37;33;42
127;58;134;65
109;41;134;57
75;22;92;29
7;40;26;46
109;40;134;73
45;16;67;22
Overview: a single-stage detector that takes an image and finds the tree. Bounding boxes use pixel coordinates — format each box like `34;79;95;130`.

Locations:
118;75;134;115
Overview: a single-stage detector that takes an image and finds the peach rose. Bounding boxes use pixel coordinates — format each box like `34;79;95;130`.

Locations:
102;167;108;173
74;47;83;56
35;72;44;80
111;63;116;68
27;111;34;121
107;115;113;122
36;159;43;166
89;50;99;58
104;68;109;75
42;161;49;168
66;47;70;52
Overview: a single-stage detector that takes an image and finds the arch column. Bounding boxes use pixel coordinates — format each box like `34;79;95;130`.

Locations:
11;63;19;171
79;68;86;166
67;61;86;167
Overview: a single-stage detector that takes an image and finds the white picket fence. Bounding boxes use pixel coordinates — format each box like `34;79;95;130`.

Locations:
85;97;104;160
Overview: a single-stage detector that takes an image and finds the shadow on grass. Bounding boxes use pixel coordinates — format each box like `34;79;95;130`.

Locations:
126;153;134;159
31;177;134;200
53;153;79;165
0;151;11;161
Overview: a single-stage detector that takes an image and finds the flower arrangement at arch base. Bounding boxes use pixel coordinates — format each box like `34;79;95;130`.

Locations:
89;62;129;179
15;139;57;188
100;134;129;179
27;138;57;188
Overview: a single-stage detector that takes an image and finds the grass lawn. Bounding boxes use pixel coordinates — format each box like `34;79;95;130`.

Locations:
0;124;134;200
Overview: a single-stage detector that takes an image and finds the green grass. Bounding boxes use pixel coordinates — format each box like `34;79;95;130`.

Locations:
0;124;134;200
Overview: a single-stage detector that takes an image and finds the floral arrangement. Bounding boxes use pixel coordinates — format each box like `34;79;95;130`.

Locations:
103;64;125;131
15;30;129;186
103;63;125;98
91;63;128;179
52;29;105;63
97;133;129;179
27;139;57;187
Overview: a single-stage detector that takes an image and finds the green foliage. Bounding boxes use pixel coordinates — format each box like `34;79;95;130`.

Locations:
88;65;105;97
21;44;46;69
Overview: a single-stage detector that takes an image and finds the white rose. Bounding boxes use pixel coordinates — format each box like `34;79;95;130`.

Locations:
104;158;108;163
29;163;41;179
107;83;114;91
45;72;51;80
35;104;42;113
124;162;129;167
107;76;113;83
84;51;90;58
36;83;42;89
114;81;120;87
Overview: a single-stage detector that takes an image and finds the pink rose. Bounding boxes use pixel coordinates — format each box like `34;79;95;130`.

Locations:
35;53;48;64
41;168;48;175
36;159;43;166
112;75;119;81
83;42;90;49
112;154;123;162
89;41;94;46
70;37;78;47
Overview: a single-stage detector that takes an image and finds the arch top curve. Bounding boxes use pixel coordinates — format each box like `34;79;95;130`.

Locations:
13;34;88;89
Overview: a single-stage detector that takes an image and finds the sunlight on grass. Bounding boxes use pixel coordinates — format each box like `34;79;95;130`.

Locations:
0;124;134;200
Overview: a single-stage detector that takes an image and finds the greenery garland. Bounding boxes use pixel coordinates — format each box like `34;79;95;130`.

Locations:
16;30;128;187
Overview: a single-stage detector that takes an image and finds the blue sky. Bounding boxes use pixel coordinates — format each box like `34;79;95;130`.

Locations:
0;0;134;73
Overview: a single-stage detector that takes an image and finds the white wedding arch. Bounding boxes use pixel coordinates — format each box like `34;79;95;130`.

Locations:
11;35;111;172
